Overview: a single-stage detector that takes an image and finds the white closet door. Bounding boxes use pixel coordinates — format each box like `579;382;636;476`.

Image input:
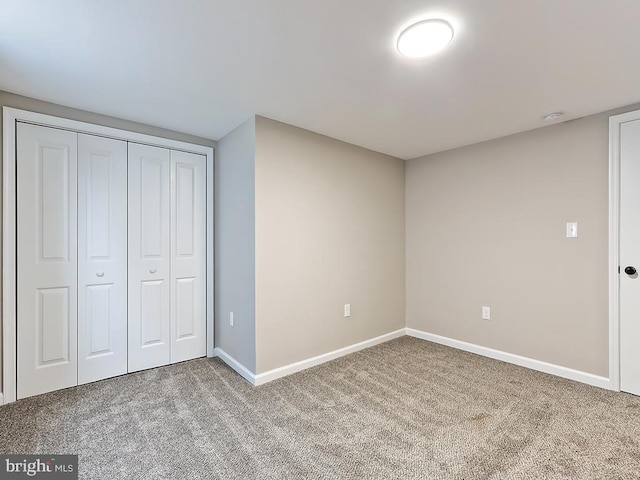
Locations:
77;134;128;384
128;143;171;372
17;123;78;399
170;150;206;363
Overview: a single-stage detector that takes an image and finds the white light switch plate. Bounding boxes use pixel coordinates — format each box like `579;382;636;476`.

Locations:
344;304;351;317
482;306;491;320
566;222;578;238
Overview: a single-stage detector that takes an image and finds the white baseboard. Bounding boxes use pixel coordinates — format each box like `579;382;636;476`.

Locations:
213;328;406;387
0;392;3;406
254;329;406;386
215;328;611;391
405;328;612;390
213;348;257;385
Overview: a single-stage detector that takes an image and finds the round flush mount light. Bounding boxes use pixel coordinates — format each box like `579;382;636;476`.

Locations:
543;112;564;122
397;19;455;58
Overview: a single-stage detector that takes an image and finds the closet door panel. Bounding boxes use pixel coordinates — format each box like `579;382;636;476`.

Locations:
171;150;206;363
140;280;163;344
128;143;171;372
77;134;128;385
17;123;78;399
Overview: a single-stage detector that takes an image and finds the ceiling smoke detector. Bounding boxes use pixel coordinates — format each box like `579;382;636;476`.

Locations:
543;112;564;122
397;19;455;58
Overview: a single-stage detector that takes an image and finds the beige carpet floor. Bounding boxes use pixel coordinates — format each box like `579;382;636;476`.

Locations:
1;336;639;479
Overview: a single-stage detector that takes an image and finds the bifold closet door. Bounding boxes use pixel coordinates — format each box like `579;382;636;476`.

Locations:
171;150;206;363
128;143;171;372
77;134;128;385
17;123;78;399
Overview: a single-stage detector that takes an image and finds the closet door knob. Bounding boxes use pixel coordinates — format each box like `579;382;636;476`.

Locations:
150;269;157;274
96;272;104;277
625;266;637;276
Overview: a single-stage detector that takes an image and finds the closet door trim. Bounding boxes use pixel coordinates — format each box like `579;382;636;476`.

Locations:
2;107;215;404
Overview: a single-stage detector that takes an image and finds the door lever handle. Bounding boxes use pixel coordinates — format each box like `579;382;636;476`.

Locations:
96;272;104;277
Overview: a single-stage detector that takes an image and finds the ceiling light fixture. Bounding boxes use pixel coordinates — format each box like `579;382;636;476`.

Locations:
397;19;454;58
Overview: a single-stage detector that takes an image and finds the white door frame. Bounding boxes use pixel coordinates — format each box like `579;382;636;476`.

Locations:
608;109;640;392
2;107;215;404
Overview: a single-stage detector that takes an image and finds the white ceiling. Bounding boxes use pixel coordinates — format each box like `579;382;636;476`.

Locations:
1;0;639;159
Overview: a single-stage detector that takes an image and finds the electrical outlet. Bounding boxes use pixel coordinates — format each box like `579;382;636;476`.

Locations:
344;304;351;318
482;306;491;320
230;311;234;327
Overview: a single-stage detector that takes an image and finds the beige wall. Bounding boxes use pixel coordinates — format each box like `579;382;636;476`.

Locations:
215;117;257;371
0;91;215;395
406;112;619;377
255;116;405;373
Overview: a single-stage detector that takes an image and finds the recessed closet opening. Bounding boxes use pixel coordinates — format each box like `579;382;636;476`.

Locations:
2;107;215;404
